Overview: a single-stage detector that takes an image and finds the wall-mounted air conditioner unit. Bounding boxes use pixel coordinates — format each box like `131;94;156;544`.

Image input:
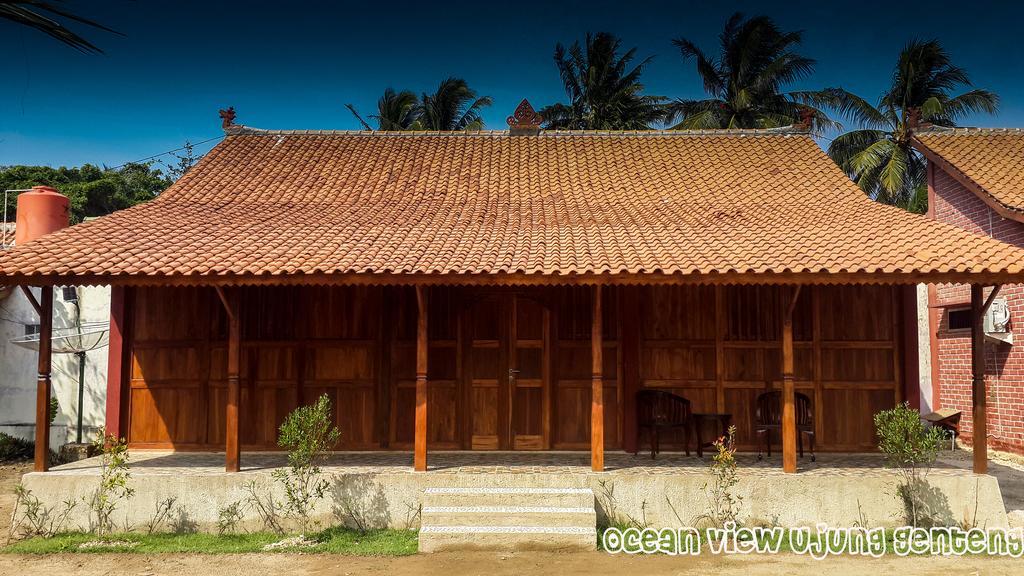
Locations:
985;297;1013;345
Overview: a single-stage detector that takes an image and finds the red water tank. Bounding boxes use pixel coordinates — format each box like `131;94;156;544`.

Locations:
15;186;69;245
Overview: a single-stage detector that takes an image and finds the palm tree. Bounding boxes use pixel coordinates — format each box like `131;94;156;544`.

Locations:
346;88;420;131
826;40;998;209
417;77;492;131
540;32;665;130
1;1;119;53
665;13;833;131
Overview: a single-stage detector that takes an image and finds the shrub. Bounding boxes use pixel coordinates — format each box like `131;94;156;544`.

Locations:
273;394;341;534
693;425;742;528
874;402;947;526
8;485;77;539
84;431;134;535
0;432;34;463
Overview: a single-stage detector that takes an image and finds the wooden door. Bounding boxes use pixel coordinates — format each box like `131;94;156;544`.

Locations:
510;296;551;449
465;294;551;450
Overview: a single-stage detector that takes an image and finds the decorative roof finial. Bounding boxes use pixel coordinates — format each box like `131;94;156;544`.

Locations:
793;108;815;132
507;99;543;135
219;106;237;131
906;107;931;131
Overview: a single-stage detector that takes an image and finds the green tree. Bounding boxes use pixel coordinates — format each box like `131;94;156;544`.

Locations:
665;13;833;131
0;163;168;225
826;40;997;210
541;32;665;130
0;1;120;53
346;88;421;131
417;77;492;131
158;140;204;182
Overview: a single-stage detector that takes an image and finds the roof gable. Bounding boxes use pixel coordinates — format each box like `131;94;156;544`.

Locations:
914;128;1024;220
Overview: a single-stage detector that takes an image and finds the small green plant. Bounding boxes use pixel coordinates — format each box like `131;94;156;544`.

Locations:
874;402;946;527
272;394;341;534
595;479;647;530
241;479;283;534
84;431;134;535
49;396;59;424
694;425;742;528
8;485;77;540
217;501;244;535
143;497;177;535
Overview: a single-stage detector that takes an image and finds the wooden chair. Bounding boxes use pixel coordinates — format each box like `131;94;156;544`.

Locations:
635;390;692;458
755;390;815;462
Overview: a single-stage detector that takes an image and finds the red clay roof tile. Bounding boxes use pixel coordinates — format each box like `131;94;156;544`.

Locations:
914;128;1024;216
1;128;1023;283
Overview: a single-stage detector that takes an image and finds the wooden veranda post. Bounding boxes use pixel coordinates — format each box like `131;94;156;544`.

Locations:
217;287;241;473
414;286;428;472
591;286;604;472
781;286;801;474
34;287;53;472
971;284;988;474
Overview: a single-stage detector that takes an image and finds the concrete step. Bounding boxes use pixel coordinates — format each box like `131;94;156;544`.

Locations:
422;487;594;509
422;506;595;527
419;487;597;553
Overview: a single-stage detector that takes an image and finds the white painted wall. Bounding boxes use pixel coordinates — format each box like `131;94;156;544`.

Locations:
917;283;933;414
0;285;109;450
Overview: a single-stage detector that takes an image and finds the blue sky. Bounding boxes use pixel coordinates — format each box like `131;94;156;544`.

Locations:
1;0;1022;168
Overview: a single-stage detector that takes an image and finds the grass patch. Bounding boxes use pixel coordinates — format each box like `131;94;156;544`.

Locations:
3;528;418;555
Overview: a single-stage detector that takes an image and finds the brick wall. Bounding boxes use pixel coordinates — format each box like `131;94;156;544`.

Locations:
930;165;1024;455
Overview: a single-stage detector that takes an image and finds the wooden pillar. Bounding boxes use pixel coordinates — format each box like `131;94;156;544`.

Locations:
971;284;987;475
591;286;604;472
34;287;53;472
781;286;800;474
414;286;428;472
105;286;127;442
222;288;241;473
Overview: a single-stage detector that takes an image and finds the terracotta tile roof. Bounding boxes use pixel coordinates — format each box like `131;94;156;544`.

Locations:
914;128;1024;217
2;128;1024;283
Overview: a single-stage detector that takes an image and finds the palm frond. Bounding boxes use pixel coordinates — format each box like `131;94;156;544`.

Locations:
344;104;373;131
940;89;999;120
670;13;836;130
809;88;890;130
0;1;121;53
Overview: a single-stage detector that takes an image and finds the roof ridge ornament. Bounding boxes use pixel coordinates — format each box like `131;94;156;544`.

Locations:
219;106;242;134
507;99;543;135
792;108;815;133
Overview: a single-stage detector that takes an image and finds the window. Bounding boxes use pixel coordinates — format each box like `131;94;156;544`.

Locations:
947;308;972;331
60;286;78;302
24;324;39;337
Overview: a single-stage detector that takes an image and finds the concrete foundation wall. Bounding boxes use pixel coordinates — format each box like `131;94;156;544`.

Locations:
20;469;1007;534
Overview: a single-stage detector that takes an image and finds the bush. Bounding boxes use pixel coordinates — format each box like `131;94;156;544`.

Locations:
0;432;34;463
85;432;134;535
874;402;947;526
693;425;742;528
273;394;341;534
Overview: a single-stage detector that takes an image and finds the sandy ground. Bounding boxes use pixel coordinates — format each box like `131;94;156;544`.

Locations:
0;461;31;536
0;550;1021;576
2;455;1023;575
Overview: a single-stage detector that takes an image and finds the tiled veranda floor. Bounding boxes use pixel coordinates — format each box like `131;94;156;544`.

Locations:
46;450;981;478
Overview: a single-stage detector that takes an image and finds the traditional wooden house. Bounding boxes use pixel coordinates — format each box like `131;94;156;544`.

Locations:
3;105;1023;476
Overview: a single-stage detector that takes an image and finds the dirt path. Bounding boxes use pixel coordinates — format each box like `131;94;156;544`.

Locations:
0;462;31;536
0;550;1020;576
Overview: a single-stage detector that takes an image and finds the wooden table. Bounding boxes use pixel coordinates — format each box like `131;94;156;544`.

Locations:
692;412;733;458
